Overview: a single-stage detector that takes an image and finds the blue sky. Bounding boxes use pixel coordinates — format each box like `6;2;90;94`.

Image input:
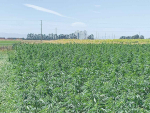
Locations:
0;0;150;39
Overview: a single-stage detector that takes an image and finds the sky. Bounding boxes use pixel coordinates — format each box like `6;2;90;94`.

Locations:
0;0;150;39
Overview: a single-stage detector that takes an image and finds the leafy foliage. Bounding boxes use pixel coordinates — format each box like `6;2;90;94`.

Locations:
120;34;144;39
8;43;150;112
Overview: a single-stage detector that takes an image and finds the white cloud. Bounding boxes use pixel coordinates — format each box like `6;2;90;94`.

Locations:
71;22;87;27
95;5;100;7
93;11;101;14
24;4;70;18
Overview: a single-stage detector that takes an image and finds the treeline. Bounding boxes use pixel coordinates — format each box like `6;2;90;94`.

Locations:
120;34;144;39
26;33;94;40
26;33;77;40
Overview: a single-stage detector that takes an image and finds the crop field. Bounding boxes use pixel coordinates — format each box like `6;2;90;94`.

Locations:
1;43;149;112
0;40;20;51
0;40;20;46
0;51;18;112
0;39;150;46
22;39;150;44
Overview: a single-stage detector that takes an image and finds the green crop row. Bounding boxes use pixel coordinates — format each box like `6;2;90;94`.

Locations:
7;43;150;112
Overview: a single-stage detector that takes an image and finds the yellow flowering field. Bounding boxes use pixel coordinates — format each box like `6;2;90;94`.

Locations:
22;39;150;44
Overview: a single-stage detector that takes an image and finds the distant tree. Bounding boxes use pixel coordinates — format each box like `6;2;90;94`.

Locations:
26;33;91;40
139;35;144;39
126;36;131;39
120;34;145;39
120;36;126;39
132;34;139;39
87;34;94;39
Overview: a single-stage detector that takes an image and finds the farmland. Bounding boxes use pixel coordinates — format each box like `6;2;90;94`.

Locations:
22;39;150;44
0;40;20;46
1;39;150;46
0;40;20;51
1;42;150;112
0;51;18;112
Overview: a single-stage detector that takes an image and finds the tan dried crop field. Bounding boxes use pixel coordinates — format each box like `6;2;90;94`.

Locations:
21;39;150;44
